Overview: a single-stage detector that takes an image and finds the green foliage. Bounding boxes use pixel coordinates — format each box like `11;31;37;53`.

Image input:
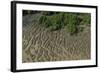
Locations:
44;17;52;27
67;14;78;35
81;14;91;26
38;15;47;24
38;11;91;35
63;13;68;26
50;13;62;30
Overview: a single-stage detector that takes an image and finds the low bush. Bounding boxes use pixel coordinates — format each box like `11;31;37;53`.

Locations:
81;14;91;26
38;15;47;24
67;14;78;35
38;11;91;35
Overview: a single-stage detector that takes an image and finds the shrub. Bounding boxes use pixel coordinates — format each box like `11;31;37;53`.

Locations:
38;15;47;24
81;14;91;26
50;13;64;31
67;14;78;35
78;13;91;26
44;17;52;27
38;12;90;35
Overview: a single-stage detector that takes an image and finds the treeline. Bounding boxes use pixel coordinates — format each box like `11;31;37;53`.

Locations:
23;10;91;35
